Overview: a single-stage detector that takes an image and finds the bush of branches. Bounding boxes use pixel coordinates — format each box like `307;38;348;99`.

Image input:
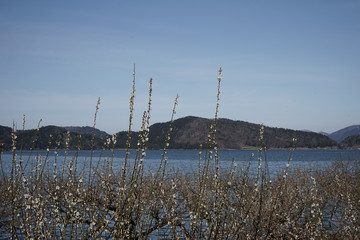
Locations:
1;67;359;239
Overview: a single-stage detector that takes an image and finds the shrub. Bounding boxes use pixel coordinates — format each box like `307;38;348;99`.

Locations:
0;67;359;239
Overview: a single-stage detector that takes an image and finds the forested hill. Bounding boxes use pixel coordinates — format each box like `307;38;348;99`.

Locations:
1;116;339;150
340;134;360;149
0;125;105;150
143;116;338;149
63;126;109;139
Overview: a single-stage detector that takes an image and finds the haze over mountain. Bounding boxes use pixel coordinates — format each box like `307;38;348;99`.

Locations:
326;125;360;143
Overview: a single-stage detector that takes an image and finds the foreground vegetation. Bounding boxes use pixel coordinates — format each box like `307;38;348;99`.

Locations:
1;67;359;239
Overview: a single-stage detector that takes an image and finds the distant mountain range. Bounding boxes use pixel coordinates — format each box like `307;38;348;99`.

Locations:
0;116;359;150
324;125;360;143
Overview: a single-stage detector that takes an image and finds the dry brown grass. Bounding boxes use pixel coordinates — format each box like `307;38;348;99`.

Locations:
1;154;359;239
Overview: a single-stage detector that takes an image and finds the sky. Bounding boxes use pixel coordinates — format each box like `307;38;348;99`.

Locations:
0;1;359;134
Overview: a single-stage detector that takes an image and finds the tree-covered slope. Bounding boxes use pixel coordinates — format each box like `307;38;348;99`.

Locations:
145;116;338;149
0;125;107;150
1;116;339;150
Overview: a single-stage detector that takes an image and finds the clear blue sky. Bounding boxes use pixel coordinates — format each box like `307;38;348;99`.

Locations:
1;1;359;134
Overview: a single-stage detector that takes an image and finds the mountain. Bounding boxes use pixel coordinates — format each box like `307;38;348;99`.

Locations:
0;125;107;150
0;117;340;150
340;134;360;149
0;125;12;149
328;125;360;143
141;116;338;149
64;126;109;138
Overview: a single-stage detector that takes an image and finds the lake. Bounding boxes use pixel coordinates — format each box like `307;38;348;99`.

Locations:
1;149;359;178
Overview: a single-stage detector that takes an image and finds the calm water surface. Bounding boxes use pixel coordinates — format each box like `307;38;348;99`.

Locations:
1;149;359;178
